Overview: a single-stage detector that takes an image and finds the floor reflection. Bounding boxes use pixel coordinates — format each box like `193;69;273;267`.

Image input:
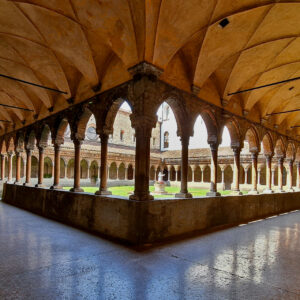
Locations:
0;202;299;299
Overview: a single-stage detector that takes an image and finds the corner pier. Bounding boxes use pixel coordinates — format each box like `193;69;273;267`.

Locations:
2;183;300;245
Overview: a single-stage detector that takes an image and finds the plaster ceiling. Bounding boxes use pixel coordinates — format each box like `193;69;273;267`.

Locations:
1;0;300;136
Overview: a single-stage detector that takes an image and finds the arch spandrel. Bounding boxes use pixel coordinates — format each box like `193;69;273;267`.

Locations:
261;132;274;156
244;126;260;153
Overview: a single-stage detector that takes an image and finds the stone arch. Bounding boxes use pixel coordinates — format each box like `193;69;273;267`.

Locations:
38;124;51;147
188;166;192;182
292;164;297;187
127;164;134;180
286;142;295;161
109;162;117;180
55;118;69;143
26;130;36;150
222;118;241;147
224;165;233;190
6;136;15;153
199;109;219;144
296;146;300;162
60;158;66;178
150;165;155;181
194;166;201;182
239;166;245;184
75;107;94;140
170;166;176;181
31;155;38;178
90;161;99;180
118;163;126;180
244;126;260;153
261;132;274;155
274;137;286;158
80;159;89;179
203;165;211;183
67;159;74;178
44;157;53;178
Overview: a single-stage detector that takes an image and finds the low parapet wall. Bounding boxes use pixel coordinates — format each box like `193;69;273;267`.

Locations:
2;183;300;245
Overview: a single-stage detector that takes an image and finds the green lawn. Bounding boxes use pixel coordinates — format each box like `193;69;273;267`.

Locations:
63;186;247;198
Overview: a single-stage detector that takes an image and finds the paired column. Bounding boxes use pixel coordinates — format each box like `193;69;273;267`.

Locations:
264;154;273;193
287;159;294;192
206;143;220;196
0;154;5;181
249;152;259;194
24;149;32;186
70;139;84;192
277;157;284;192
232;147;242;195
7;152;13;183
14;151;21;184
50;144;62;189
96;133;111;195
36;146;45;187
129;115;156;201
175;135;192;198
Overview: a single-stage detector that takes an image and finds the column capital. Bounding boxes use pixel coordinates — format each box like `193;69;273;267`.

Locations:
208;141;219;152
232;146;241;156
72;138;83;147
130;114;157;134
286;158;294;166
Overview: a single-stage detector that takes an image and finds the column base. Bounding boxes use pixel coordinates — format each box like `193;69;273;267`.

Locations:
248;190;259;195
23;183;32;187
263;189;274;194
286;188;294;192
50;185;63;190
14;181;21;185
70;187;84;193
35;184;46;188
175;192;193;198
95;190;112;196
206;191;221;197
129;193;154;201
276;188;285;193
231;190;243;196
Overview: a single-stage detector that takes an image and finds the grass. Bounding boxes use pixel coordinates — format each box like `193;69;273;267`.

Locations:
63;185;247;198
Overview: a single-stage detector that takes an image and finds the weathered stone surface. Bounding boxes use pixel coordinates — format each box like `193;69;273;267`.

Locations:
3;183;300;245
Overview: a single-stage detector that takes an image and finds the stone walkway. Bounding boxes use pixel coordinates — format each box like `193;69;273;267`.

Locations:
0;201;299;300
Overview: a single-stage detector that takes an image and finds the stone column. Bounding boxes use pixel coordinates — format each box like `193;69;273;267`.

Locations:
175;166;179;182
191;165;196;182
287;159;294;192
7;152;12;183
23;149;32;186
258;168;261;186
206;143;220;196
271;168;275;187
0;154;5;181
175;135;192;198
116;165;119;180
296;162;300;191
264;154;273;193
36;146;45;187
50;144;62;189
125;167;128;180
221;167;225;190
96;133;111;195
70;140;84;192
14;151;21;184
277;157;284;192
249;152;259;194
200;166;204;183
129;115;156;201
232;147;242;195
15;151;21;184
244;168;248;185
167;166;171;181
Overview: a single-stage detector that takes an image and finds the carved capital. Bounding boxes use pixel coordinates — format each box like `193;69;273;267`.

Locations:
128;61;163;79
130;114;157;132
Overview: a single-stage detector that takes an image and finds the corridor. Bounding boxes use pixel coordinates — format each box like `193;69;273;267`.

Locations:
0;202;299;300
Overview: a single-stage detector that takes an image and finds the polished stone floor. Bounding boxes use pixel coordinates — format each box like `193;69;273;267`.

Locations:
0;202;299;300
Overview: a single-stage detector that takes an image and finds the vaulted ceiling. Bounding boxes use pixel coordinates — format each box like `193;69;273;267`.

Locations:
1;0;300;137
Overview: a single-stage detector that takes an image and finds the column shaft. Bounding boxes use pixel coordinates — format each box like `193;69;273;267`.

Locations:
70;140;83;192
15;152;21;184
250;153;258;193
232;148;242;195
287;160;294;191
7;153;12;182
36;147;45;187
0;154;5;181
96;134;111;195
206;144;220;196
51;145;61;189
264;154;273;193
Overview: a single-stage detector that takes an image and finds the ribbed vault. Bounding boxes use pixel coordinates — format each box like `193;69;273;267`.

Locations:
1;0;300;137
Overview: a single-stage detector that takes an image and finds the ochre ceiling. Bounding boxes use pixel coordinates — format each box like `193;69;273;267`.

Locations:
1;0;300;136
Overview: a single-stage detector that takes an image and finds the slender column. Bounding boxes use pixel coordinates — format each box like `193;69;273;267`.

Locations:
244;168;248;185
70;140;84;192
129;116;155;201
175;135;192;198
206;143;220;196
14;151;21;184
0;154;5;181
200;167;204;183
232;147;242;195
271;169;275;186
287;159;294;192
221;168;225;190
258;169;261;185
96;134;111;195
175;166;179;182
125;167;128;180
116;165;119;180
50;144;62;189
296;162;300;191
23;149;32;186
167;166;171;181
191;166;196;182
249;152;259;194
36;147;45;187
277;157;284;192
7;152;12;183
264;154;273;193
